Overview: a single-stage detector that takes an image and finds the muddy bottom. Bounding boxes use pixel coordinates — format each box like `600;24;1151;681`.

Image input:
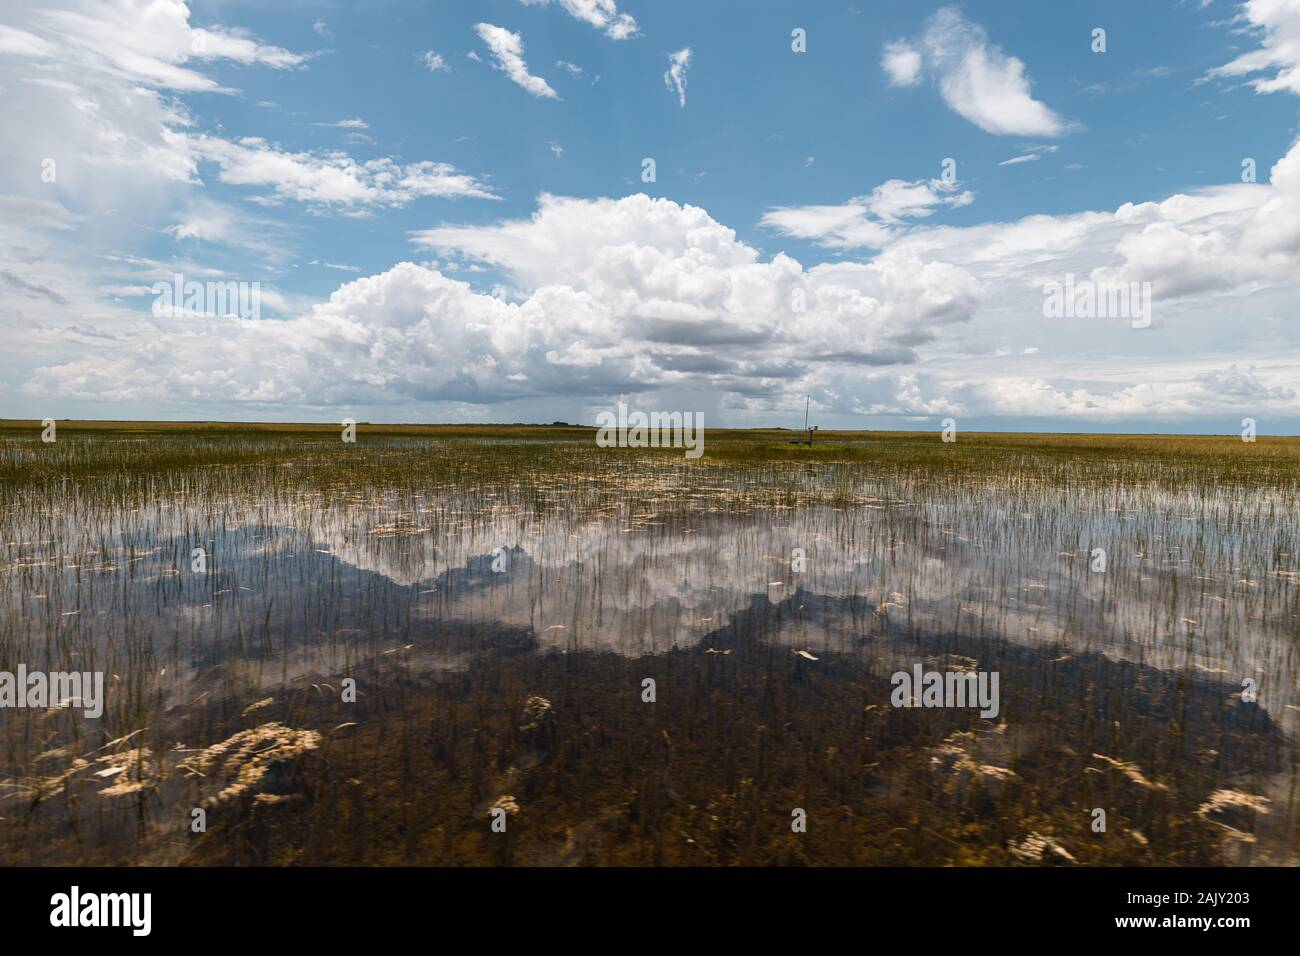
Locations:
11;595;1289;867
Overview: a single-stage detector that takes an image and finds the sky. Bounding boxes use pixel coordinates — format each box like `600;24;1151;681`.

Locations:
2;0;1300;432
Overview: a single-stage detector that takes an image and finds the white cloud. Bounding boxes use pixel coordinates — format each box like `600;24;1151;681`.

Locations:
315;118;369;129
1209;0;1300;94
1084;143;1300;298
664;48;692;108
0;24;56;57
16;164;1300;426
873;142;1300;307
188;135;500;209
999;145;1058;166
24;194;988;409
884;7;1070;136
159;199;299;273
756;136;1300;423
851;372;964;416
520;0;638;40
882;41;922;86
475;23;558;99
960;366;1298;420
3;0;307;93
1196;363;1296;401
7;1;1300;429
423;51;450;72
0;1;309;194
188;27;306;71
166;197;277;251
762;177;974;248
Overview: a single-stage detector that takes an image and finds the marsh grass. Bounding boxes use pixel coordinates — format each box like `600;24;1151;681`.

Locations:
0;422;1296;865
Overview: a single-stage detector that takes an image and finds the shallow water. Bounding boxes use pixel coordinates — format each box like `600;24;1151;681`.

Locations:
1;433;1296;864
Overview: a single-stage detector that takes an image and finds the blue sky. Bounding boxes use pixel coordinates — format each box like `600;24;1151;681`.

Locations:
2;0;1300;431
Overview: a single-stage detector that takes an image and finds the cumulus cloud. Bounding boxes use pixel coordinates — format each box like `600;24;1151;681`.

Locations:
882;41;922;86
519;0;638;40
0;0;505;416
8;1;1300;429
18;164;1300;424
422;51;450;72
852;372;965;416
413;196;982;362
1209;0;1300;94
1085;142;1300;298
883;7;1070;136
664;48;692;108
761;177;974;248
1196;363;1297;402
25;194;986;408
755;135;1300;423
24;134;1300;424
851;137;1300;314
961;366;1298;420
475;22;558;98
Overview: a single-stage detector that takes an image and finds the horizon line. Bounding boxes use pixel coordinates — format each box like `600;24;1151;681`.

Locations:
1;418;1295;439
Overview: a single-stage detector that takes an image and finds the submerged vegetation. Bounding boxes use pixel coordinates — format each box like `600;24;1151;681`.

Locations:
0;422;1296;865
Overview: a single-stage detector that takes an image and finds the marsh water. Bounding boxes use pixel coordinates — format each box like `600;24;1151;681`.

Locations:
1;430;1296;865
